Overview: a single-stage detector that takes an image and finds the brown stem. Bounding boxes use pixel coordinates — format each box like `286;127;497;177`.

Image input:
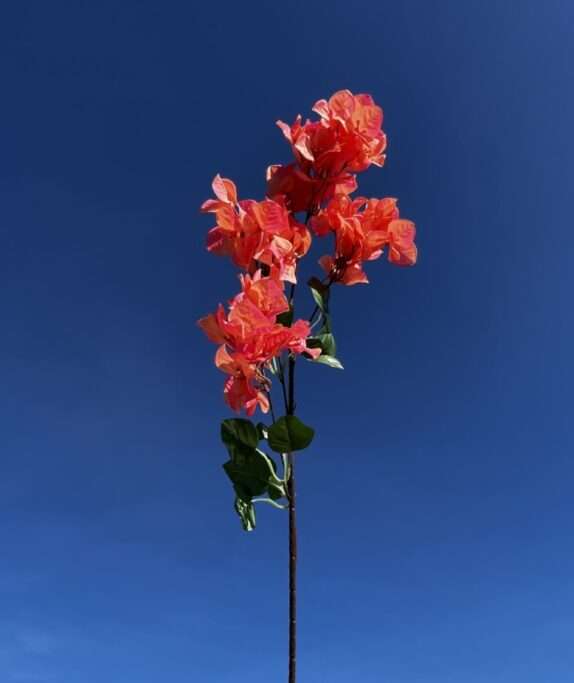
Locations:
287;351;296;683
287;448;297;683
287;204;315;683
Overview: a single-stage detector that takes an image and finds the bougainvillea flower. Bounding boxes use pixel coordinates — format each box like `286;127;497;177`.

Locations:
312;194;417;285
224;373;270;416
242;196;311;282
266;163;357;214
197;271;319;414
238;319;321;364
198;272;319;363
201;175;311;282
266;163;319;213
386;219;418;266
214;346;270;416
201;176;260;270
277;90;387;178
239;270;290;318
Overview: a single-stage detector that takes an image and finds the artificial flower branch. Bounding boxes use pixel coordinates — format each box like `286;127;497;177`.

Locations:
198;89;417;683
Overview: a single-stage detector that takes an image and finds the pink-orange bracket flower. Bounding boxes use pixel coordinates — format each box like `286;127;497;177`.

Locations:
277;89;387;178
198;271;320;415
266;162;358;215
201;175;311;283
312;194;417;285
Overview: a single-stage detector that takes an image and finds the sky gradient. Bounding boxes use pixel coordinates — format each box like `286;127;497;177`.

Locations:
1;1;573;681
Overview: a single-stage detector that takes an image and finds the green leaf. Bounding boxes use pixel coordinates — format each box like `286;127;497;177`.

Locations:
221;418;259;452
307;333;336;357
220;419;286;530
223;447;281;499
267;415;315;453
232;481;252;503
314;354;344;370
234;497;256;531
320;333;336;356
311;287;324;311
308;277;330;313
318;313;332;334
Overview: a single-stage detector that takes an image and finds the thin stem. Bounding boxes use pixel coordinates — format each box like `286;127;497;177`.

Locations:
288;354;295;415
308;303;321;326
267;390;276;423
286;199;315;683
287;448;297;683
287;347;297;683
252;497;287;510
278;357;289;413
281;453;290;483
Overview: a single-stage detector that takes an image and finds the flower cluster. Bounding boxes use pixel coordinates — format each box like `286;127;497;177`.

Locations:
278;90;386;174
267;90;386;213
198;272;319;415
201;175;311;283
199;89;417;414
312;195;417;285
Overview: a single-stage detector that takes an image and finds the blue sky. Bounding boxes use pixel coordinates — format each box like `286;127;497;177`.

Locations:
1;1;573;681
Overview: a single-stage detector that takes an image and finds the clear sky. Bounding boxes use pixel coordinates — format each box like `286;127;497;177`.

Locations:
1;1;573;681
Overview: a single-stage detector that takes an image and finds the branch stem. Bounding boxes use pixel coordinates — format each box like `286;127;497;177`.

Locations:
286;202;315;683
287;447;297;683
285;348;297;682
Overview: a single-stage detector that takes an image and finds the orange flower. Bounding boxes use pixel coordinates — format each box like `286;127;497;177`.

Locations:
197;271;320;414
201;175;260;270
266;163;357;214
312;195;417;285
224;374;270;417
387;219;418;266
239;270;290;318
242;196;311;283
215;346;270;417
201;175;311;282
277;90;387;178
